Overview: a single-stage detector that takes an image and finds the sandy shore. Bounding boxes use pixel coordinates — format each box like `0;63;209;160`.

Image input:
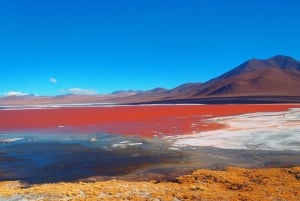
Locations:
1;166;299;201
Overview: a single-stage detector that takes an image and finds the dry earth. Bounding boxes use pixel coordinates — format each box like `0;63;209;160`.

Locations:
1;166;300;201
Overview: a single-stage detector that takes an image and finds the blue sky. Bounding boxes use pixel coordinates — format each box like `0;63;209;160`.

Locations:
1;0;300;96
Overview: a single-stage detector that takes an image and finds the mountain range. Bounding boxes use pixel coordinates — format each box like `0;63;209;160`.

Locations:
1;55;300;105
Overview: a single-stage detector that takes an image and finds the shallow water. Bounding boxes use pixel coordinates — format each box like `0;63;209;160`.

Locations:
1;131;300;184
0;132;188;183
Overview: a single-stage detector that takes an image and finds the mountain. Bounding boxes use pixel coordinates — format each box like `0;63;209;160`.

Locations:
0;93;134;106
168;83;202;96
111;90;140;96
1;55;300;105
115;55;300;103
108;87;170;103
191;55;300;97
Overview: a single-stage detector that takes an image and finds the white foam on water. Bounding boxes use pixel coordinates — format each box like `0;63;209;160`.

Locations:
111;141;143;148
172;108;300;151
119;141;132;144
168;147;181;151
0;137;23;143
111;144;127;148
90;138;97;142
128;142;143;146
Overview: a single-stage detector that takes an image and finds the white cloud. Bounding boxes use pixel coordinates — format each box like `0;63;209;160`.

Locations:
50;77;57;84
4;91;29;97
68;88;98;95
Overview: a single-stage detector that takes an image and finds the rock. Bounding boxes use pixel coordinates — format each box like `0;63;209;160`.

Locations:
0;195;29;201
173;197;182;201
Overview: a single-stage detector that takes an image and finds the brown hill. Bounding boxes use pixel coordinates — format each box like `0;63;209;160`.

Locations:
193;55;300;97
108;87;169;103
115;55;300;103
0;94;132;106
1;55;300;105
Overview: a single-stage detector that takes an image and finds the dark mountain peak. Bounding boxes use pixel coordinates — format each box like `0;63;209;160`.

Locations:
130;87;169;99
148;87;168;93
241;58;267;69
214;58;269;80
215;55;300;81
170;83;202;93
267;55;295;62
242;55;300;70
265;55;300;71
174;82;202;88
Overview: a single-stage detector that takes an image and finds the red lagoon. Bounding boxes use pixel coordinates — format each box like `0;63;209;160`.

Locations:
0;104;299;137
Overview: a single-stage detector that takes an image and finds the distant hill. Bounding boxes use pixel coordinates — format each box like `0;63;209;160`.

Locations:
193;55;300;97
0;94;132;106
1;55;300;105
116;55;300;103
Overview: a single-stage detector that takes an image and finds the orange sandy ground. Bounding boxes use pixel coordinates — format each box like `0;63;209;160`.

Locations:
0;104;299;136
0;166;299;201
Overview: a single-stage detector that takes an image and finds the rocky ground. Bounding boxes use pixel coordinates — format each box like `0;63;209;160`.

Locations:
0;166;300;201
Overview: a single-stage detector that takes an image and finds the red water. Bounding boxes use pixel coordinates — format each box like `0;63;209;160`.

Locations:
0;104;299;136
